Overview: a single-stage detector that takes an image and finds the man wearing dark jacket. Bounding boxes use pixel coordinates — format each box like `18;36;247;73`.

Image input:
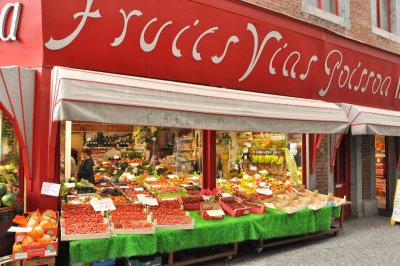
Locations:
76;148;95;184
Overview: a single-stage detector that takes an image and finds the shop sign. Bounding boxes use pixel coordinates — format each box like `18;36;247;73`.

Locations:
0;2;21;41
42;0;400;111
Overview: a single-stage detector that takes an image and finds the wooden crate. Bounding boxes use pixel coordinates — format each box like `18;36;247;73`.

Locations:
60;219;110;241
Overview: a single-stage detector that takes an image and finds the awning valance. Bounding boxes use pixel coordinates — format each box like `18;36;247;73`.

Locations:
341;103;400;136
0;66;35;178
51;67;349;134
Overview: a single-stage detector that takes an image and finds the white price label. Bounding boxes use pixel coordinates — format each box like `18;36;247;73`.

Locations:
65;182;76;188
134;187;144;192
221;193;232;197
8;226;32;233
145;177;158;182
14;253;28;260
41;182;61;197
206;210;225;217
250;166;257;171
90;198;116;212
45;249;57;257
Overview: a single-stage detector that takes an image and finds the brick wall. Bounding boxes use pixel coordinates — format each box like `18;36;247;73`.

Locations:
361;135;372;199
315;135;328;194
242;0;400;54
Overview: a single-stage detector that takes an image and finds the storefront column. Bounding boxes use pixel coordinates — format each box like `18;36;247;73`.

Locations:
202;130;216;189
362;136;378;217
350;135;364;218
327;135;334;194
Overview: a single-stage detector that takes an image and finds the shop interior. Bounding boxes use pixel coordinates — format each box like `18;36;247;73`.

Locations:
60;123;303;185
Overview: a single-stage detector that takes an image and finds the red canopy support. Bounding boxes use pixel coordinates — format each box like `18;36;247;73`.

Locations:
202;130;216;189
310;134;324;174
330;134;344;171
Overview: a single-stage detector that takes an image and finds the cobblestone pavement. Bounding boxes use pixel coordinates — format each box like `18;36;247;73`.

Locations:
205;216;400;266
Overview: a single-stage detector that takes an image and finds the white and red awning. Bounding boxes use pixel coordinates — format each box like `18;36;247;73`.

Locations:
51;66;349;134
0;66;35;179
341;103;400;136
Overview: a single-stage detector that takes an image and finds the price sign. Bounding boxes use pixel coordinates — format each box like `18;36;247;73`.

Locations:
390;179;400;225
206;210;225;217
90;198;116;212
250;165;257;171
41;182;61;197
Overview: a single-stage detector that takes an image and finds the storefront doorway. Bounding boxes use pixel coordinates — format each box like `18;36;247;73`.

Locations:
375;135;388;214
334;135;351;219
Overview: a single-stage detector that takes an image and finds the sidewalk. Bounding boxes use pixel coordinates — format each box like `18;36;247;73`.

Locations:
206;216;400;266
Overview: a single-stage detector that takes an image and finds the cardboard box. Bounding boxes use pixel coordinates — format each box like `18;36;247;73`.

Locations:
178;196;204;211
200;202;225;220
12;239;58;260
15;212;59;242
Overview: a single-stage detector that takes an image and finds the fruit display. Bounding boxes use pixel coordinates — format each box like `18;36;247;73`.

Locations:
11;209;59;260
179;195;205;210
168;176;191;185
99;188;123;197
200;202;225;220
241;201;266;214
219;197;250;217
1;191;16;207
61;204;110;240
110;203;147;224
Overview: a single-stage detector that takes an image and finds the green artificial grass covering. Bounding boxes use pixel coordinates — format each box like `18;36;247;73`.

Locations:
69;205;339;264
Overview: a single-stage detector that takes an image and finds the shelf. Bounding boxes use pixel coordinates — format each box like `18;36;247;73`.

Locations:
177;149;194;152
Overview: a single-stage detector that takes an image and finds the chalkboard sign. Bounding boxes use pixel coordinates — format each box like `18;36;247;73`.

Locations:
390;179;400;225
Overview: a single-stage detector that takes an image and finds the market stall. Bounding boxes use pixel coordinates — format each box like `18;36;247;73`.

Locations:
68;206;341;264
46;66;350;265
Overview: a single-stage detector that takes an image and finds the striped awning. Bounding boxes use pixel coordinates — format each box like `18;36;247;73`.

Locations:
341;103;400;136
0;66;35;178
51;66;349;134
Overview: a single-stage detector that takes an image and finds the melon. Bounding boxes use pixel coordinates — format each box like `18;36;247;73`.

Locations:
0;183;7;197
1;192;16;207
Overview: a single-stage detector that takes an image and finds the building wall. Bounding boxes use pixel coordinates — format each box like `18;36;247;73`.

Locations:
362;135;372;199
315;135;328;194
242;0;400;54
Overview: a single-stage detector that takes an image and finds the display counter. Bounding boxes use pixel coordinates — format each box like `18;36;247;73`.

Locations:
69;206;341;264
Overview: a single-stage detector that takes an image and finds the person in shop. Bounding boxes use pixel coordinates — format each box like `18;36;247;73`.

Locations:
70;148;79;176
104;142;121;161
76;148;95;184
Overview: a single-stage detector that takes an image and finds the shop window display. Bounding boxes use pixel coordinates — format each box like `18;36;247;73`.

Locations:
375;135;387;209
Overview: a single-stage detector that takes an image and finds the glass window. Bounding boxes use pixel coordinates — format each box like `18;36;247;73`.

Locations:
305;0;339;15
376;0;391;32
321;0;338;15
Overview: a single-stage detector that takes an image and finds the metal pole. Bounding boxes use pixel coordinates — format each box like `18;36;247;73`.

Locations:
65;121;72;180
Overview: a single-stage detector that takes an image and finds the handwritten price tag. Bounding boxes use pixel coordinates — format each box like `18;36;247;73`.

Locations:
41;182;61;197
90;198;116;212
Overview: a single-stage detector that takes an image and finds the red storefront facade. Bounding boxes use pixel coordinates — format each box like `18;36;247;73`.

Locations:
1;0;400;213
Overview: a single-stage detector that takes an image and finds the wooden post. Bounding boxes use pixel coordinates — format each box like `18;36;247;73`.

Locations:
202;130;216;189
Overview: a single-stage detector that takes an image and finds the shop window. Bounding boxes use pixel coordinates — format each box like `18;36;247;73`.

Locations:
375;135;387;210
376;0;391;32
60;123;203;184
371;0;400;41
215;131;302;182
304;0;339;15
302;0;351;28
